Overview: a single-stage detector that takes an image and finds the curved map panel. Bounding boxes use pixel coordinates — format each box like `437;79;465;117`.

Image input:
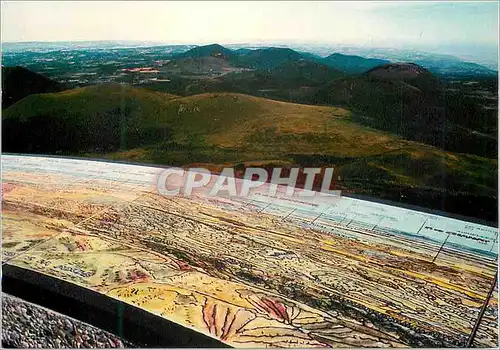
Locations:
2;154;498;348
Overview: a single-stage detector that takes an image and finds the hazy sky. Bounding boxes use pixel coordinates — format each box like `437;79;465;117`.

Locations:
2;1;498;49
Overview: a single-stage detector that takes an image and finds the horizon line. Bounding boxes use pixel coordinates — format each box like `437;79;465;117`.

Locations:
3;38;498;48
2;39;497;69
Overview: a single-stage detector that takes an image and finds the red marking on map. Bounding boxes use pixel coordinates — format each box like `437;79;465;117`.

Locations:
1;183;17;199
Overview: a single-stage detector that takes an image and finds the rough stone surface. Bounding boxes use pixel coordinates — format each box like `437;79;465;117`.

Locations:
2;293;135;348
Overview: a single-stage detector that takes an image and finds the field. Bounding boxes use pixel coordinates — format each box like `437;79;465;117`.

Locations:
2;154;498;348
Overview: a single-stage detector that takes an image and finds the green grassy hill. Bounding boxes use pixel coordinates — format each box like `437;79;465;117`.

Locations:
313;64;497;158
3;84;497;221
227;60;343;88
175;43;235;60
140;60;343;103
2;66;65;109
135;57;497;160
3;84;178;153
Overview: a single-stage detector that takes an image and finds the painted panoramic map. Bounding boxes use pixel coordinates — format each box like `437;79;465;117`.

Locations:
1;1;499;349
2;155;498;348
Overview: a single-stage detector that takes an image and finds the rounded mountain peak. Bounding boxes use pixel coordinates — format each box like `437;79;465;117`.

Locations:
366;63;433;80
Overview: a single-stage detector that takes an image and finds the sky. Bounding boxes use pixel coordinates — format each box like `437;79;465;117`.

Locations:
1;1;498;59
